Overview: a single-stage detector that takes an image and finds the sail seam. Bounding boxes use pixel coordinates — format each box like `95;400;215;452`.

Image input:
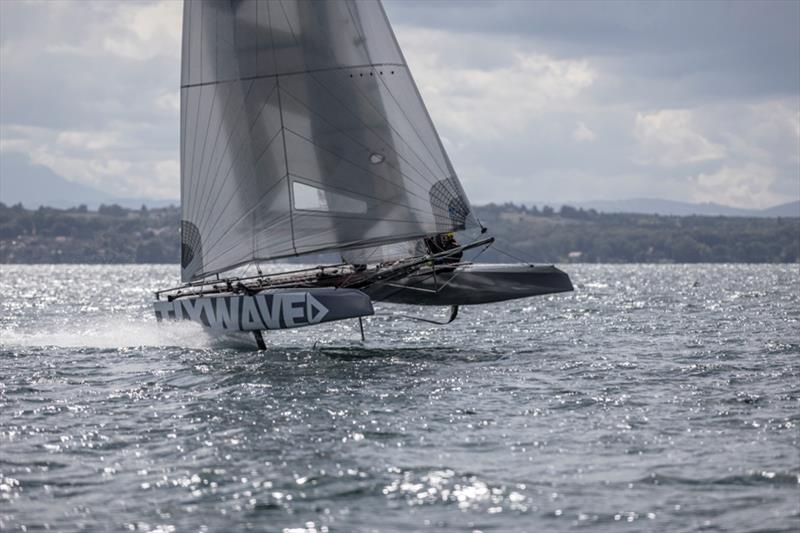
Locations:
268;2;295;256
316;70;448;185
189;85;218;230
373;0;471;214
282;128;438;209
188;81;235;224
197;129;286;258
279;84;445;195
195;228;443;282
201;211;293;269
179;63;406;89
288;171;438;220
193;83;280;238
194;80;256;235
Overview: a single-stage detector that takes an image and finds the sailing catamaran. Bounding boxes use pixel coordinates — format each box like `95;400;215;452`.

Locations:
154;0;573;348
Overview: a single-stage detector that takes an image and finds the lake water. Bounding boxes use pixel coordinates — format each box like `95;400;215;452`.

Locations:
1;264;798;532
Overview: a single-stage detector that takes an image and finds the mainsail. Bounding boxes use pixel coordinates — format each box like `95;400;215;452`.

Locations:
180;0;473;282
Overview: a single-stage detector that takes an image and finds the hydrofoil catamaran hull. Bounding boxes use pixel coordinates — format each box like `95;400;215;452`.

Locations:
153;288;373;332
366;264;573;306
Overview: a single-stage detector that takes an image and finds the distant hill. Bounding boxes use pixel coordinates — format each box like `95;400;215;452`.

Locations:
0;152;114;208
0;152;176;209
1;202;797;264
528;198;800;218
760;201;800;217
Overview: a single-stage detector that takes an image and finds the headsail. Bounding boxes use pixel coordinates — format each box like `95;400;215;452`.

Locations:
180;0;473;282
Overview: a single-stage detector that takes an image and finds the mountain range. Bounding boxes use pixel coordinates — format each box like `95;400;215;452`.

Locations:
532;198;800;218
0;153;175;209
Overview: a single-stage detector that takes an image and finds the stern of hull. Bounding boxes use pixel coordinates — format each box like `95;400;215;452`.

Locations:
365;264;573;306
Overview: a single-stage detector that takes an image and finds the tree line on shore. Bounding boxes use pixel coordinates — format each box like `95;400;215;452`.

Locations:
0;201;797;264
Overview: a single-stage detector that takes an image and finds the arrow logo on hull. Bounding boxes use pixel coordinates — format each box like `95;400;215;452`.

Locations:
306;293;329;324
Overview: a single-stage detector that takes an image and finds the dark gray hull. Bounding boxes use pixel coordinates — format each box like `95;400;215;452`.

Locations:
154;288;374;332
364;264;573;306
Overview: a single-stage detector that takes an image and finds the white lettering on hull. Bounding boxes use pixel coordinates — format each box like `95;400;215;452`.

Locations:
154;292;337;331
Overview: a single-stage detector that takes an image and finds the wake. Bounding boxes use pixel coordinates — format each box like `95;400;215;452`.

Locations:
1;316;216;350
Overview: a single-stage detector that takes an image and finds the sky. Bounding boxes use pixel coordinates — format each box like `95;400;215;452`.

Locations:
0;0;798;208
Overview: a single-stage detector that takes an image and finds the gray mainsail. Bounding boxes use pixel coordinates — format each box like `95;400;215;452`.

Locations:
180;0;473;282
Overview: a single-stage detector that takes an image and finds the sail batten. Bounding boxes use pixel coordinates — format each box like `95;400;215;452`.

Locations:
180;62;407;89
180;0;474;282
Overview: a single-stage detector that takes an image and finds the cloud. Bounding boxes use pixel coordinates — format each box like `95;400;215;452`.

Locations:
0;0;797;208
1;123;178;199
0;0;179;199
398;27;596;140
103;1;181;61
572;121;596;142
634;110;726;166
692;164;784;209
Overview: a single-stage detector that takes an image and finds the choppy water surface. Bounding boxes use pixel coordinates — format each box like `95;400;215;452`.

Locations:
1;264;798;532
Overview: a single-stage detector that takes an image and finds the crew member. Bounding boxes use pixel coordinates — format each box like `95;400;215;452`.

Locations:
424;232;463;266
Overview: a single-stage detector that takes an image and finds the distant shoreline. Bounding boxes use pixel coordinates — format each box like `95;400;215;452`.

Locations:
1;202;798;265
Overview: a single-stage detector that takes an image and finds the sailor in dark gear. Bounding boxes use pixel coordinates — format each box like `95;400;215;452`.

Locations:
425;232;463;267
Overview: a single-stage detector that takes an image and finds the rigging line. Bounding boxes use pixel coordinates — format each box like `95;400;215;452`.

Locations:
376;0;457;184
201;212;293;269
202;197;289;268
492;243;534;265
186;0;209;219
188;83;218;224
193;86;281;235
282;127;443;209
213;223;436;274
198;166;287;255
247;80;279;130
193;79;256;234
343;67;450;184
288;171;439;221
180;2;191;218
429;242;492;294
278;88;445;196
207;222;296;271
201;229;426;282
193;79;257;230
276;82;296;255
269;1;296;255
205;236;296;276
198;166;288;259
331;76;449;188
335;242;385;289
195;113;259;236
187;84;205;224
273;0;449;187
252;217;421;256
372;62;451;182
179;91;188;214
307;68;449;186
178;62;407;89
187;80;236;221
487;232;538;263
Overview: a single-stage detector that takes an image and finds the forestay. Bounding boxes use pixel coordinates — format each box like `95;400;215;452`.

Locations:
180;0;474;282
